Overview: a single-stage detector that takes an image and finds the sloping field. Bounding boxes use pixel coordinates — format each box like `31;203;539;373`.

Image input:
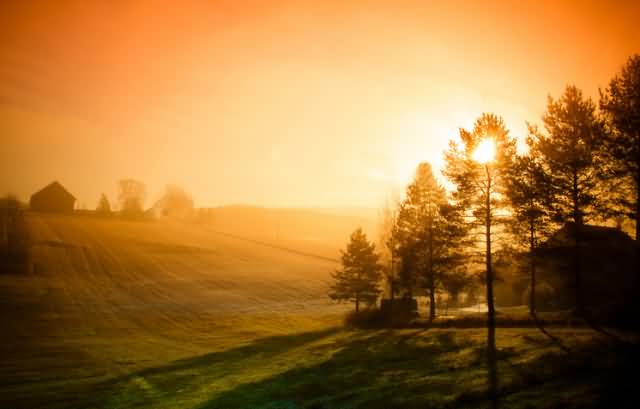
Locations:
0;213;344;408
2;213;636;409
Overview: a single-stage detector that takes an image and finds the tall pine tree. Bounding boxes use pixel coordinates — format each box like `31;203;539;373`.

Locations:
530;85;604;314
393;163;468;321
600;55;640;239
505;135;555;316
443;113;516;408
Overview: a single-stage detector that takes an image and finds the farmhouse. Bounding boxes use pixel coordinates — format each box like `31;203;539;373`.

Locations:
537;223;637;315
30;181;76;213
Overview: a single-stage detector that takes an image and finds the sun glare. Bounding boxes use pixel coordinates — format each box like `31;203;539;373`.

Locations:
472;138;496;164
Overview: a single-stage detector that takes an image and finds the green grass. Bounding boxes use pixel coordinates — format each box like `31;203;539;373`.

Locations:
83;327;635;409
1;213;637;408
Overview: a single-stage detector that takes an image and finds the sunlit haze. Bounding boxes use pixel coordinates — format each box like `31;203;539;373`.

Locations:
1;0;639;208
473;139;496;164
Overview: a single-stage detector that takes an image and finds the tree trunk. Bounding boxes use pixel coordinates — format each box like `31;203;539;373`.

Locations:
389;256;395;326
429;284;436;322
572;170;584;317
573;224;583;317
636;185;640;241
485;165;498;409
634;178;640;300
529;220;536;317
428;224;436;322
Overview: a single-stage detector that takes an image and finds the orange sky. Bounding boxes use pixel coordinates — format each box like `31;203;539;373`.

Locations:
1;0;639;208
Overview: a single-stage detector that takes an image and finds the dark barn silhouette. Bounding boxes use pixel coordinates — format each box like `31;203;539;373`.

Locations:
537;223;638;318
29;181;76;213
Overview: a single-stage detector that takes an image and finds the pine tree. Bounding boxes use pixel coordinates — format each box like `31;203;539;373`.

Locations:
443;113;517;408
530;85;604;314
96;193;111;215
329;228;383;312
393;162;469;321
533;85;604;226
599;55;640;239
505;136;555;316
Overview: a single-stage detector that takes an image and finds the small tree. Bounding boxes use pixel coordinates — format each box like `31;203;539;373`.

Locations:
330;228;383;313
96;193;112;215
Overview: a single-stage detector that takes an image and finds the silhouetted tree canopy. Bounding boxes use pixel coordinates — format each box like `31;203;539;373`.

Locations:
443;113;517;224
505;137;555;315
443;113;515;406
393;162;469;321
531;85;605;226
600;54;640;239
530;85;605;315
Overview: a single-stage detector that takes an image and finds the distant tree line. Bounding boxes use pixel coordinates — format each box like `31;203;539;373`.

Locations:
94;180;194;220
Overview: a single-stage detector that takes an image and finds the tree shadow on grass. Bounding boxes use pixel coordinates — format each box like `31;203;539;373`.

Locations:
91;328;639;409
195;331;639;409
195;330;485;409
92;327;343;408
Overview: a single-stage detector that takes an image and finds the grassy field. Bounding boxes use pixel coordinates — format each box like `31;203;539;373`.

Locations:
0;213;637;408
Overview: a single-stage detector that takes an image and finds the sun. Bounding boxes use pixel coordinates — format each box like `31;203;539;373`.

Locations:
473;138;496;164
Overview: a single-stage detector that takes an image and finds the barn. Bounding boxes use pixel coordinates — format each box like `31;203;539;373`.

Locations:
536;223;638;316
29;181;76;213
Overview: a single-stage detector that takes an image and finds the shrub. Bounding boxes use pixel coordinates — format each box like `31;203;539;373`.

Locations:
0;196;31;273
343;308;388;329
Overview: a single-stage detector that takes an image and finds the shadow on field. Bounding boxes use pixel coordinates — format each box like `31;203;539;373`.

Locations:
92;327;640;409
195;330;482;409
196;332;638;409
91;327;342;407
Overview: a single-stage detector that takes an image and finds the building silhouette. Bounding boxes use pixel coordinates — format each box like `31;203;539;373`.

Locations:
29;181;76;213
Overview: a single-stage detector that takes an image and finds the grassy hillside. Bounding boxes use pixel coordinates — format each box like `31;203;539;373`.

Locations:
97;328;636;409
0;213;344;408
1;213;637;409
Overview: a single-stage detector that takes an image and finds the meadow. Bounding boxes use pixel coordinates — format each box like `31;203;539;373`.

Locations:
0;213;636;409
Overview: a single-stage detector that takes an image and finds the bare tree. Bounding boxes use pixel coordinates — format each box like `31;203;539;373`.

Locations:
377;192;401;315
118;179;146;218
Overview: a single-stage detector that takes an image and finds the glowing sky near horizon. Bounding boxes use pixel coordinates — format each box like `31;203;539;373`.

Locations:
1;0;639;208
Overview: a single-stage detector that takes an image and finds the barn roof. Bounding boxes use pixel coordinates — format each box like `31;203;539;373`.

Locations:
541;222;635;249
31;181;76;201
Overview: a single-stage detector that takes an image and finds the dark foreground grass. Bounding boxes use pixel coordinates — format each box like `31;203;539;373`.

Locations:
79;327;637;409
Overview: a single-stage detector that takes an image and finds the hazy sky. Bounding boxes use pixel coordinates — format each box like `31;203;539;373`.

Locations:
1;0;639;208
